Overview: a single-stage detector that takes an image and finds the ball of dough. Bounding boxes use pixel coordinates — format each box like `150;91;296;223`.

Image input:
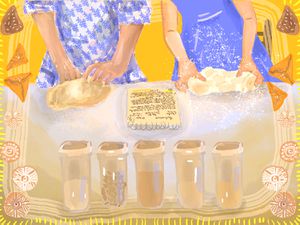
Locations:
46;78;111;110
188;67;257;96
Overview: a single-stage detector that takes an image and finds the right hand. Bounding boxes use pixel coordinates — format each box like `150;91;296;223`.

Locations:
175;59;206;92
237;57;264;85
54;57;81;83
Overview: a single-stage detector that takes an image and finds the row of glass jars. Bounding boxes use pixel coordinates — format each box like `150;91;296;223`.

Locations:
59;140;243;212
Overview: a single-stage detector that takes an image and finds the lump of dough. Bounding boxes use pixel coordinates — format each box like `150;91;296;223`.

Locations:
218;81;235;93
239;73;256;92
188;67;257;96
188;78;211;95
46;78;111;110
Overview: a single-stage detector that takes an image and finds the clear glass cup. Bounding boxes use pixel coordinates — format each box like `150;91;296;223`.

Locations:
133;140;165;208
97;142;128;208
59;141;92;212
212;142;243;209
173;140;205;208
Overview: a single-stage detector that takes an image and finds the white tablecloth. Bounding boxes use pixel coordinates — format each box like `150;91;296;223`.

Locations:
3;81;298;219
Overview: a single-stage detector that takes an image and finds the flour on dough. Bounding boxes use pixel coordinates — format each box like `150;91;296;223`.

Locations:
47;78;111;110
188;67;257;96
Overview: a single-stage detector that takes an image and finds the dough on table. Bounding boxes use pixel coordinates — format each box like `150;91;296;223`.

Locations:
188;67;257;96
47;78;111;110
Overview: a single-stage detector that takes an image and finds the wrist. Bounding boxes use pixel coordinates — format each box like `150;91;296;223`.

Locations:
241;53;253;61
241;56;253;64
177;56;190;64
111;60;128;74
112;51;131;67
50;51;69;66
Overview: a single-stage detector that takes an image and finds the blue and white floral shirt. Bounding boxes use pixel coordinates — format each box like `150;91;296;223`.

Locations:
24;0;151;88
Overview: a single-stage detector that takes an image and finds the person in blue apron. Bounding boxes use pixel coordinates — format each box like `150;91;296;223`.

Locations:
161;0;280;92
24;0;151;88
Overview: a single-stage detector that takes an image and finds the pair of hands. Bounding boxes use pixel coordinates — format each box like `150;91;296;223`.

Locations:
55;57;125;84
176;58;264;92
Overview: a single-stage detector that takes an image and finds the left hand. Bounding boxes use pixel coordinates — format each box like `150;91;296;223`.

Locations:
175;59;206;92
237;58;264;85
82;61;127;84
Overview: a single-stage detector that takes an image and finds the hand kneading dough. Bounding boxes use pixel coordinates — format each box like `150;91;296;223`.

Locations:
47;78;111;110
188;67;257;96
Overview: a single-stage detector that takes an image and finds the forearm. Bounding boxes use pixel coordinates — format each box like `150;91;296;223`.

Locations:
233;0;257;60
112;24;143;67
161;0;188;62
164;31;189;62
32;12;68;64
242;16;257;60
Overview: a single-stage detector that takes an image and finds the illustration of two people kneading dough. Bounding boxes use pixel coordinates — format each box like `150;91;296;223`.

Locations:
24;0;281;96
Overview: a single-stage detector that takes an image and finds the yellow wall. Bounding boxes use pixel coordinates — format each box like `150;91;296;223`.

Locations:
0;0;299;82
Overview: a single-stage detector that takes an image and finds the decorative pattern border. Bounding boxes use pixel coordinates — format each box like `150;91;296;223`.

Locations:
0;0;299;224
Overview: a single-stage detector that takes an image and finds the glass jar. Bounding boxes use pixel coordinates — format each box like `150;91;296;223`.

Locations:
174;140;205;208
212;142;243;209
59;141;92;212
97;142;128;208
133;140;165;208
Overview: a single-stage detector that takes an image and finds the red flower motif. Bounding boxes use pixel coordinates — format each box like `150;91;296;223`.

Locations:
4;192;30;218
280;141;299;162
270;192;296;218
0;141;20;162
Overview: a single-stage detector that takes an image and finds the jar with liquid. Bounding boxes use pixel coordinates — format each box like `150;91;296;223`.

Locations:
59;141;92;212
133;140;165;208
97;142;128;208
212;142;243;209
174;140;205;208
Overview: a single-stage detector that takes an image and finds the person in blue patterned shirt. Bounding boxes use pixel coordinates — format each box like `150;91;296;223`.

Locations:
24;0;151;88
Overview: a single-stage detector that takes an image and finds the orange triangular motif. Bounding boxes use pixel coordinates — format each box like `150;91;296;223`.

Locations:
277;5;299;35
4;73;31;102
269;54;294;85
267;82;288;111
1;5;24;35
6;44;28;71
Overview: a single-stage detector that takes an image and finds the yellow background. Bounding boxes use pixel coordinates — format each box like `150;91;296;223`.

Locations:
0;0;299;82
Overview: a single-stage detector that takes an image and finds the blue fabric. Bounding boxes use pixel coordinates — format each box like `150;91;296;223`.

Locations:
171;0;280;82
24;0;151;88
